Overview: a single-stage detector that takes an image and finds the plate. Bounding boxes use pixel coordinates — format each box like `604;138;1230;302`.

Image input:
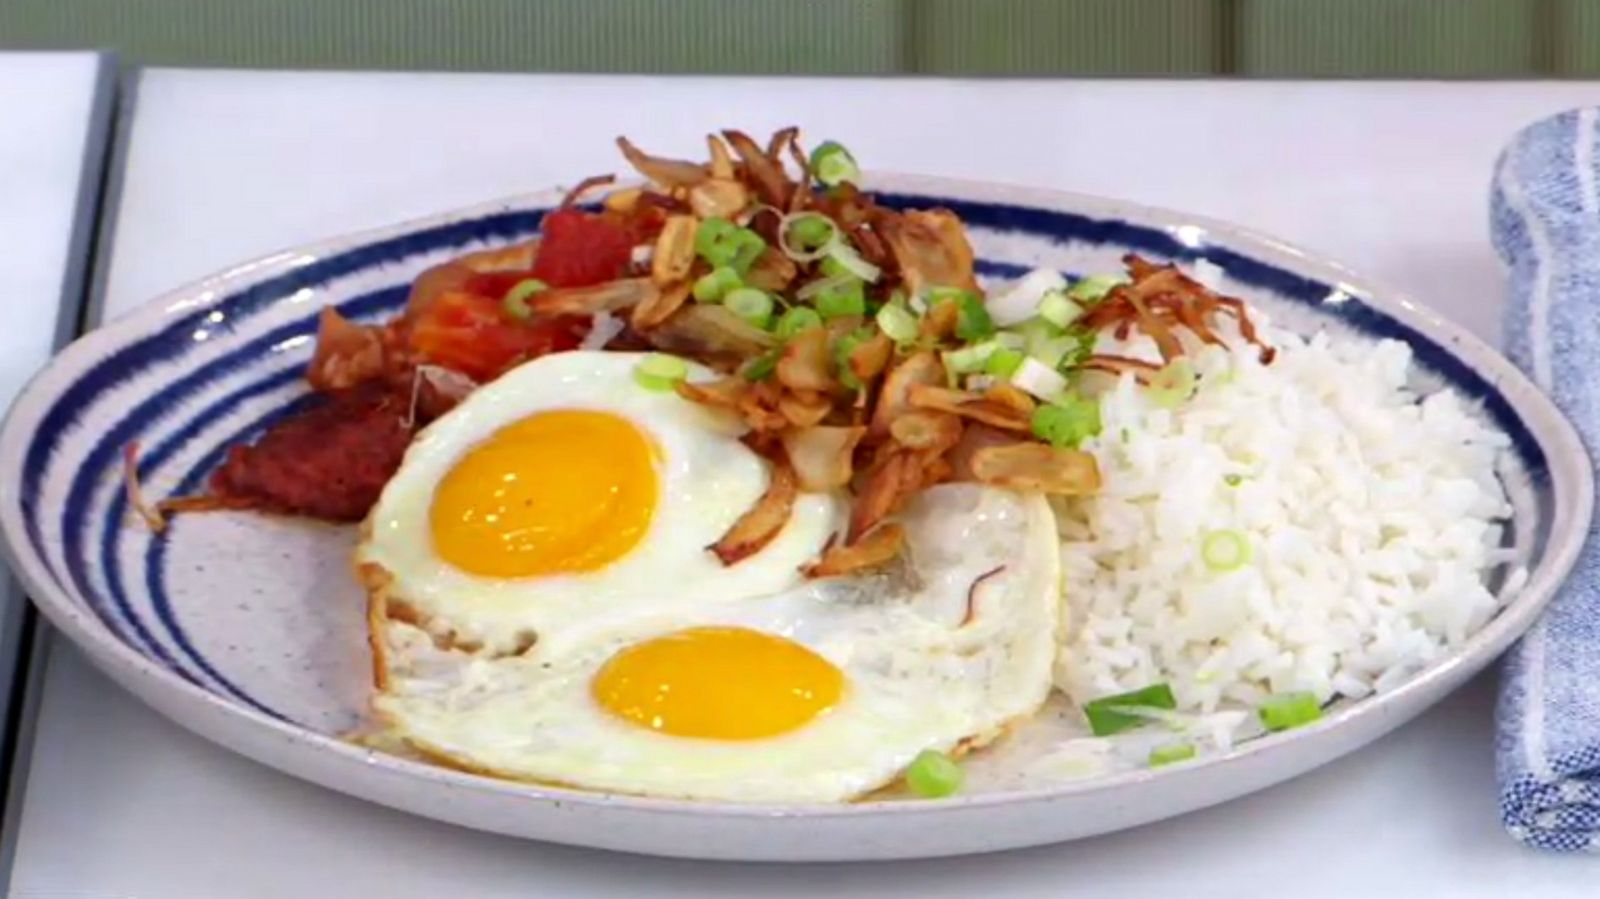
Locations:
0;174;1589;861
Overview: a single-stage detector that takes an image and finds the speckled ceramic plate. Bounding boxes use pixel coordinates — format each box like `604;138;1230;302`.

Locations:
0;174;1589;861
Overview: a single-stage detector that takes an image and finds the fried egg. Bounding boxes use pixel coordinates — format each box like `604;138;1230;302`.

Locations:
357;350;840;654
371;484;1060;803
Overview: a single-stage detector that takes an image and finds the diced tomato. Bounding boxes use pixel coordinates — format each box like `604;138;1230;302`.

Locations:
530;207;633;288
461;270;535;299
408;290;588;382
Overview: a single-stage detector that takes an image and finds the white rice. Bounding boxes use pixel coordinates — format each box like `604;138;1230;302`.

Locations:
1053;316;1514;714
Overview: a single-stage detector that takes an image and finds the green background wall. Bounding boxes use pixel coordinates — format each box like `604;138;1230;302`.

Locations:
2;0;1599;77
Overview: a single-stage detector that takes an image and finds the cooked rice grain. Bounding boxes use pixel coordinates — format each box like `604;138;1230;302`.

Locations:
1054;326;1512;713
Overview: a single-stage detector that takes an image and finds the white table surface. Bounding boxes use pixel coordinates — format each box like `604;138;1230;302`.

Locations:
0;48;110;875
11;71;1600;898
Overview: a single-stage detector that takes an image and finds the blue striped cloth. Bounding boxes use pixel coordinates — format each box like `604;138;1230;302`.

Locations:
1491;108;1600;853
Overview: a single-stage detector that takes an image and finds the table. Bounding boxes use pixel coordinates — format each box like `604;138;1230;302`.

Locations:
0;48;114;884
9;71;1600;897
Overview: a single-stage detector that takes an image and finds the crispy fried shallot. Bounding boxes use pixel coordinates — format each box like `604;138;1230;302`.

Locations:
560;174;616;208
776;327;835;393
876;208;979;297
907;384;1033;433
722;129;793;208
782;425;865;492
629;281;691;331
710;460;798;564
969;443;1101;495
648;304;776;368
122;442;166;533
307;307;386;392
802;523;906;578
616;137;707;187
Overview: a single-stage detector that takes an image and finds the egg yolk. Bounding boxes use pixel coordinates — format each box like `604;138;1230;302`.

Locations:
591;627;844;740
430;409;656;578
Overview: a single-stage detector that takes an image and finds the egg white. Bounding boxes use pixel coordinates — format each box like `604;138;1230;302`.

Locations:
372;484;1061;803
358;350;841;654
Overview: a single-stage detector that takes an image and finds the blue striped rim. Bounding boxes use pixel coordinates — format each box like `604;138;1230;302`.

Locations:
22;191;1550;721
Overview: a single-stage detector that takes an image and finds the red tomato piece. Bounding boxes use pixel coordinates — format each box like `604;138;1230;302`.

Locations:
408;290;588;382
530;208;634;288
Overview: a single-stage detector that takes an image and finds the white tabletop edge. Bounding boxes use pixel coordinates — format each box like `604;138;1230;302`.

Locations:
0;49;118;893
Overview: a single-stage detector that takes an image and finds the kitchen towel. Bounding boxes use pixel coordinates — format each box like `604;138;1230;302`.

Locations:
1491;106;1600;853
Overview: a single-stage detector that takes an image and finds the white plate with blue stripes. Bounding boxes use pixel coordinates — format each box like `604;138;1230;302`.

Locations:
0;174;1589;860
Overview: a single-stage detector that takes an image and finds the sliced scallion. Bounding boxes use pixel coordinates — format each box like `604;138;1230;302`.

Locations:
775;306;823;339
634;353;688;391
696;217;767;273
1200;529;1251;572
954;293;996;342
904;749;963;798
832;327;874;389
724;288;775;329
1038;290;1084;329
944;341;997;375
742;351;780;382
1031;394;1102;448
1147;359;1197;408
778;211;840;262
826;241;881;283
815;280;867;320
985;346;1025;377
1083;683;1177;736
1258;692;1323;732
809;140;861;188
875;303;919;345
1010;356;1069;401
1068;274;1124;303
1148;742;1197;767
692;266;742;304
501;278;548;320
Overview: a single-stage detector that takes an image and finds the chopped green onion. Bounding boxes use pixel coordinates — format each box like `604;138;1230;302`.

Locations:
501;278;547;320
985;347;1025;377
779;212;838;260
809;140;861;188
1031;394;1102;448
954;293;996;342
1016;318;1069;365
695;217;766;273
944;341;997;375
775;306;823;339
1083;683;1177;736
826;241;880;283
694;217;736;257
692;266;742;303
1010;356;1069;401
818;255;852;280
1147;359;1197;408
875;303;919;345
633;353;688;391
1038;291;1084;329
1258;692;1323;732
833;327;874;389
1068;274;1124;303
815;280;867;320
1148;742;1197;767
904;749;963;798
1200;529;1251;572
724;288;775;329
742;351;779;382
1061;327;1098;369
1223;473;1243;487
